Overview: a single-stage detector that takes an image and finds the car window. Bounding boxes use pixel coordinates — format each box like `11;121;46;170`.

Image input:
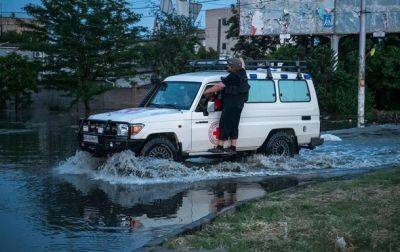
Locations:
278;80;311;102
195;84;221;112
148;82;201;110
247;80;276;103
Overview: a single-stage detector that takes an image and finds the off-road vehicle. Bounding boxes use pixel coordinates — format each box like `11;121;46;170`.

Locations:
78;60;324;160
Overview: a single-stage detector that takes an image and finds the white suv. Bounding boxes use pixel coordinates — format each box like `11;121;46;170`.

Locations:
78;66;323;160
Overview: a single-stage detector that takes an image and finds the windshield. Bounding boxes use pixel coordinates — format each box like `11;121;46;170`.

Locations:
147;81;201;110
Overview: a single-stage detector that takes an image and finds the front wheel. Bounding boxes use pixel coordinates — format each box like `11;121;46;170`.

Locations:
140;137;178;160
264;132;296;157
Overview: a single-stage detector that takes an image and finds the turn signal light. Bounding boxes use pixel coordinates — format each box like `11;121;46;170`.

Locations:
130;124;144;136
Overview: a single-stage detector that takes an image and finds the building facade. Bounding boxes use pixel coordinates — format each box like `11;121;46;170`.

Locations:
205;8;237;59
0;17;33;34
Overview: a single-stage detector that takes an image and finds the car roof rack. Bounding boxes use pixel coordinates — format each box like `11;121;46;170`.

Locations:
186;59;307;79
186;59;229;71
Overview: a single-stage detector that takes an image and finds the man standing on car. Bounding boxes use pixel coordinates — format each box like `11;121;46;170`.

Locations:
204;58;249;154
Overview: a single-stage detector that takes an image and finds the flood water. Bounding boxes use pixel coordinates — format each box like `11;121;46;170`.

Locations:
0;111;399;251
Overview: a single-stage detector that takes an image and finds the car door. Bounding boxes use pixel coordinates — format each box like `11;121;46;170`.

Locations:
191;84;222;152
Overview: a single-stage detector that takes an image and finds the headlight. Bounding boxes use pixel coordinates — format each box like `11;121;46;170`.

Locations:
130;124;144;136
117;123;129;136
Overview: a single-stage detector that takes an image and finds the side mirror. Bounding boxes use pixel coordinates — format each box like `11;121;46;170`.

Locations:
207;101;215;113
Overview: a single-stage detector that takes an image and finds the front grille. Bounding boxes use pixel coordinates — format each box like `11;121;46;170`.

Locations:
81;120;118;136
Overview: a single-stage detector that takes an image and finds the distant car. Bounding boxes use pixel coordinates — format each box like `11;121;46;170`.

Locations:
78;66;323;160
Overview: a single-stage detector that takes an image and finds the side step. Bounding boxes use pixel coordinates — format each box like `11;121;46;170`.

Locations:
186;150;256;158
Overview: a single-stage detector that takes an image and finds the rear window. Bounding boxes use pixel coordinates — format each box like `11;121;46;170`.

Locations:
247;80;276;103
278;80;311;102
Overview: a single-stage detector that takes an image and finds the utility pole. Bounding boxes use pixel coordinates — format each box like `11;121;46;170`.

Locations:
330;35;340;71
330;0;339;71
357;0;366;127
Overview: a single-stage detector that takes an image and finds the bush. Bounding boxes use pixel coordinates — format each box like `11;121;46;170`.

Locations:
0;53;40;111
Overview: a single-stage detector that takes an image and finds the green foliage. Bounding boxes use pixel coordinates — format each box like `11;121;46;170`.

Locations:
224;4;400;116
365;34;400;110
142;13;200;78
195;46;219;59
22;0;143;115
268;44;374;116
0;30;43;50
0;31;25;44
339;34;400;111
0;53;40;111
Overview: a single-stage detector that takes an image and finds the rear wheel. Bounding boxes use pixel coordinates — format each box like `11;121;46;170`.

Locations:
140;137;177;160
264;132;296;157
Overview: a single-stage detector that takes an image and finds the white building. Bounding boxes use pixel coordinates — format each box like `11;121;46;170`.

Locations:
205;8;237;59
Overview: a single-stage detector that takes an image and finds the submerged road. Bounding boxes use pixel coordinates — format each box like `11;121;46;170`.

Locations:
0;113;399;251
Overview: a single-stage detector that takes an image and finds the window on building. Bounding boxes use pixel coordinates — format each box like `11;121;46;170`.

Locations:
247;80;276;103
222;43;227;50
222;18;227;25
278;80;311;102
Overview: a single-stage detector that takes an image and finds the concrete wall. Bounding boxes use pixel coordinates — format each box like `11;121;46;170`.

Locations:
31;86;152;115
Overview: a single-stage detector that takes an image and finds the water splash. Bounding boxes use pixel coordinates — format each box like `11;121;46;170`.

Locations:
321;133;342;141
57;151;102;175
55;125;400;185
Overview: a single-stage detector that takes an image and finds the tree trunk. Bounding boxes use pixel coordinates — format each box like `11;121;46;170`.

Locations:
84;99;91;117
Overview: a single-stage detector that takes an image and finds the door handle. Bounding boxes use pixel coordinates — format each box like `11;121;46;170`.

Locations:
302;116;311;121
195;121;209;124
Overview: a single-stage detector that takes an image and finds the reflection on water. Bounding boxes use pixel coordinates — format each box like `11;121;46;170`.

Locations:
0;111;399;250
60;173;273;231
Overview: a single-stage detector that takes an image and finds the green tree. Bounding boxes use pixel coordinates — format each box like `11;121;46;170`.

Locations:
195;46;219;59
0;53;39;112
267;43;372;116
0;30;41;45
143;13;199;78
366;34;400;110
22;0;143;116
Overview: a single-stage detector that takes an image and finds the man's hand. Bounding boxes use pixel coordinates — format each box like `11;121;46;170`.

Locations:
203;82;225;97
204;92;213;98
239;57;245;69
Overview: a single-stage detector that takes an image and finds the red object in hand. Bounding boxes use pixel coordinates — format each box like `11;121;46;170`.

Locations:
213;127;221;139
214;98;222;111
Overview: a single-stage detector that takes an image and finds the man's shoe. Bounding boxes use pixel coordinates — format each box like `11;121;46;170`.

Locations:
208;146;224;153
224;146;237;155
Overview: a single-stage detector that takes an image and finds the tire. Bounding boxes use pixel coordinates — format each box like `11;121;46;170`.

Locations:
140;137;178;160
264;131;296;157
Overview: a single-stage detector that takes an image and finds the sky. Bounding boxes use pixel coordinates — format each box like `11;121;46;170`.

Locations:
0;0;236;29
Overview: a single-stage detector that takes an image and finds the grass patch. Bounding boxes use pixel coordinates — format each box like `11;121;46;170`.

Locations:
165;168;400;251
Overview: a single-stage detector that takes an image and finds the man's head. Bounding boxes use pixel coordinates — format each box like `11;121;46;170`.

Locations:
227;58;242;73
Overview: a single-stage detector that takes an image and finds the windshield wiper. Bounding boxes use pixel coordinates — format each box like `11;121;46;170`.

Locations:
148;103;163;108
160;103;181;110
148;103;181;110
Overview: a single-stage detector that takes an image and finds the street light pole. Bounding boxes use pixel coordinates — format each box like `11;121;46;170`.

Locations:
357;0;366;128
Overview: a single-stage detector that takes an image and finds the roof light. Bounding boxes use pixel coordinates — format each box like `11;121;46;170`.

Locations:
280;74;288;79
304;73;311;79
249;73;257;79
